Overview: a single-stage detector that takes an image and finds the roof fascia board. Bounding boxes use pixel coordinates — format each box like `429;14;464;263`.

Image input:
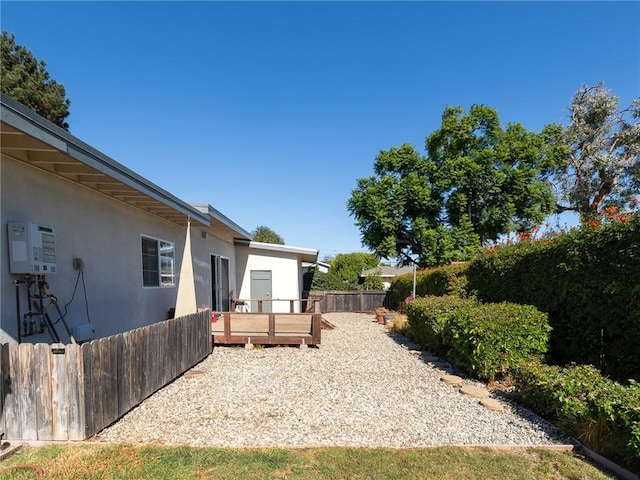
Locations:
1;93;209;226
234;239;319;259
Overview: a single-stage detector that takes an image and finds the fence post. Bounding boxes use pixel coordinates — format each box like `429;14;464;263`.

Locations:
224;312;231;341
268;314;275;344
312;314;322;344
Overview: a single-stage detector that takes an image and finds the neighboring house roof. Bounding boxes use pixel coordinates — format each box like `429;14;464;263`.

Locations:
1;93;245;238
301;261;330;270
234;239;318;263
360;264;415;278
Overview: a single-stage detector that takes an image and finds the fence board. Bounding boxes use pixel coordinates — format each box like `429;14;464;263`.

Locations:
34;343;52;440
158;320;170;387
133;328;144;409
104;336;119;431
119;331;133;416
18;344;37;440
151;324;161;396
169;318;178;380
176;317;185;375
308;291;387;313
178;316;187;373
4;345;20;439
67;344;84;440
81;342;94;438
142;326;152;399
50;343;69;441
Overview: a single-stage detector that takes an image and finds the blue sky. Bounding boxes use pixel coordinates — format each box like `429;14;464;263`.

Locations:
2;1;639;259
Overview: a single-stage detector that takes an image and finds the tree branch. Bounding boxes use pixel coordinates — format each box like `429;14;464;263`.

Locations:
399;250;419;266
591;169;618;209
555;203;576;214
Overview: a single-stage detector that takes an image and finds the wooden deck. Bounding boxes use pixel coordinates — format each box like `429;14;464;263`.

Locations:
212;312;322;345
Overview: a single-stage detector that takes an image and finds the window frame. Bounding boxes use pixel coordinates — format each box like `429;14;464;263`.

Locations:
141;234;175;288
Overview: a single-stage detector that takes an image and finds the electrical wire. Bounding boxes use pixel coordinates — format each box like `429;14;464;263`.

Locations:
60;268;82;322
58;268;92;326
80;269;92;324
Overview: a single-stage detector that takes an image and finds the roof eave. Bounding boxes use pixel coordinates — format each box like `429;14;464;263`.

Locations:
1;93;209;226
190;203;252;240
234;239;319;263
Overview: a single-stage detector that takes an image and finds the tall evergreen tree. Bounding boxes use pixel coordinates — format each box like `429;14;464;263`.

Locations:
1;31;71;130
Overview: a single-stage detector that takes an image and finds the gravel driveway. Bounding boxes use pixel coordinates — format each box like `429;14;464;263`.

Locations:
97;313;568;448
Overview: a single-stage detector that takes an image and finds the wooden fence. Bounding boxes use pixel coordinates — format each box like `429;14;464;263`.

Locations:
0;310;211;442
306;290;388;313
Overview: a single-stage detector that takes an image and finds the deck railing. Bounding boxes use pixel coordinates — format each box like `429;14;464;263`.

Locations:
231;298;320;313
212;311;322;346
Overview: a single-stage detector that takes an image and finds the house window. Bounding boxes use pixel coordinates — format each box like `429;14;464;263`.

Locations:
141;236;175;287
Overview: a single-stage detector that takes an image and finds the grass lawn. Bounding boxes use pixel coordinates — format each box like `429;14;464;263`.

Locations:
0;444;617;479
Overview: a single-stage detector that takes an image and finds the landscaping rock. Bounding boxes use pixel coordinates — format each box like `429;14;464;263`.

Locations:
98;312;568;448
441;375;463;386
480;398;506;411
459;385;490;398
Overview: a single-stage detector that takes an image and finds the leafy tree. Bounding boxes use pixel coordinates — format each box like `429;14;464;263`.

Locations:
305;252;380;291
359;268;385;291
546;83;640;219
1;31;70;130
251;225;284;244
348;105;556;267
306;269;347;291
329;252;379;288
426;105;556;242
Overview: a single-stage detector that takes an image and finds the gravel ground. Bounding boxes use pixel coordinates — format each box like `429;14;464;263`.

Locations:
97;312;569;448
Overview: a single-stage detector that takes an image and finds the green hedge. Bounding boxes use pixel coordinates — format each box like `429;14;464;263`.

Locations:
406;296;473;356
512;361;640;473
467;213;640;381
388;263;469;309
407;296;550;381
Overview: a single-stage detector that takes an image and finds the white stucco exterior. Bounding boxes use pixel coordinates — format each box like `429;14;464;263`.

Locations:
0;157;243;343
235;241;318;313
1;94;317;345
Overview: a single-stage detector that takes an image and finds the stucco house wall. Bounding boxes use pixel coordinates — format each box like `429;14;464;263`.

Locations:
189;224;238;310
234;241;317;313
235;248;300;312
1;94;317;344
1;157;189;343
0;94;252;345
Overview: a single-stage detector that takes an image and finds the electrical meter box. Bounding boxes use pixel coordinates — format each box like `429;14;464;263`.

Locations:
7;221;57;275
